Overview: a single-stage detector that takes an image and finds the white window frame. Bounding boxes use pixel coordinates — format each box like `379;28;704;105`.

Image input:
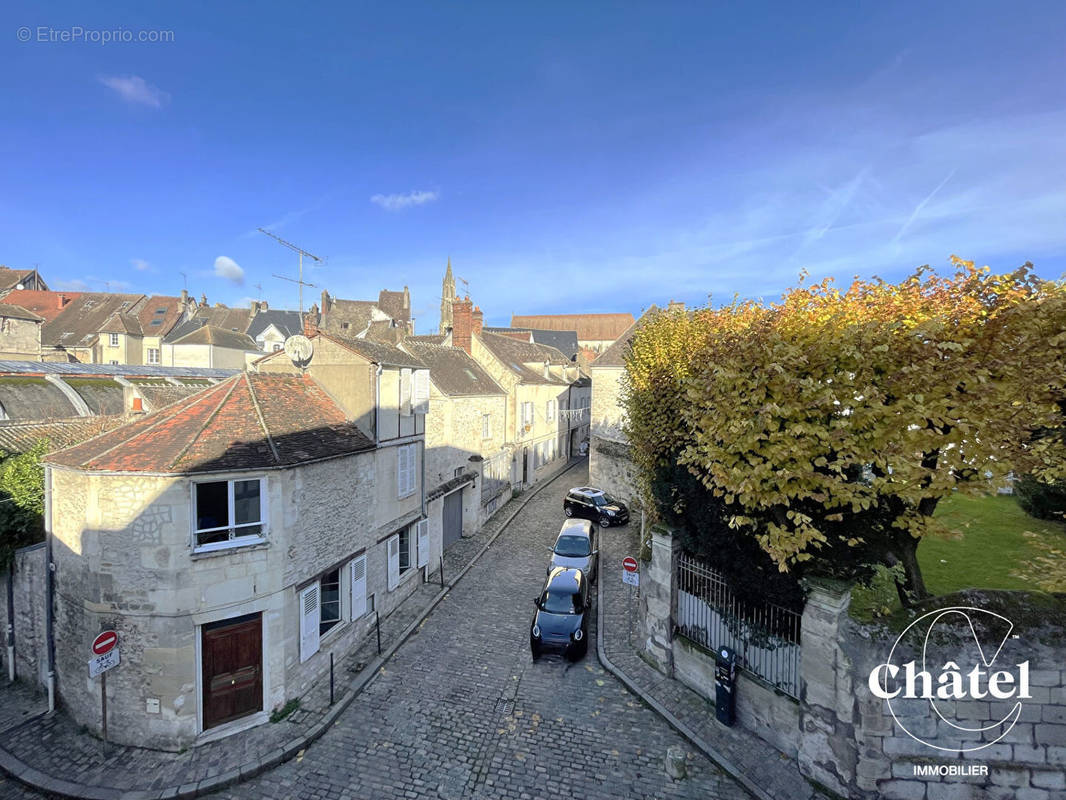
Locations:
482;413;491;440
191;477;267;553
109;333;119;347
547;399;556;421
413;370;430;415
146;347;160;364
397;443;417;499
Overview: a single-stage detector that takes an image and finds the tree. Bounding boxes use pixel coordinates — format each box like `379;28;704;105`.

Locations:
0;440;47;569
1015;474;1066;522
623;260;1066;605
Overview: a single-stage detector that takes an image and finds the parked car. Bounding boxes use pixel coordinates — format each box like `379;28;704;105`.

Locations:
547;519;598;583
563;486;630;528
530;567;590;661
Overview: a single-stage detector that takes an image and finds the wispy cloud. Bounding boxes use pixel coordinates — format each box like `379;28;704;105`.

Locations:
214;256;245;285
892;168;957;244
130;258;152;272
98;75;169;108
370;190;439;211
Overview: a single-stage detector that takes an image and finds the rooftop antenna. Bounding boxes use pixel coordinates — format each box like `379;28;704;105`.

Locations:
179;272;188;291
258;227;323;314
254;282;262;301
457;276;469;297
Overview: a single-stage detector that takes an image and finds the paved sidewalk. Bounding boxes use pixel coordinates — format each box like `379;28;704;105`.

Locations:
597;522;829;800
0;458;581;800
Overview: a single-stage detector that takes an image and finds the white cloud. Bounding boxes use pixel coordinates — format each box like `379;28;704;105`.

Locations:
370;190;439;211
98;75;169;108
53;279;91;292
214;256;245;285
130;258;152;271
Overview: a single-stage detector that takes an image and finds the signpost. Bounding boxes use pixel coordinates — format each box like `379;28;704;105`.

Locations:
88;631;119;755
622;557;640;644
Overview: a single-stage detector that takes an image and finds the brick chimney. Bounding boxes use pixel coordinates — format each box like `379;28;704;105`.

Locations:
303;305;319;336
56;294;70;309
179;288;189;313
472;306;483;337
320;289;332;317
452;296;474;354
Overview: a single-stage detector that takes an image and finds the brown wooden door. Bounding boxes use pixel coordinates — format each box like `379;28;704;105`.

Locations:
202;613;262;730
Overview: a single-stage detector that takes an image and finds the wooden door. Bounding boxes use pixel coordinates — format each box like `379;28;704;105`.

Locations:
202;613;262;730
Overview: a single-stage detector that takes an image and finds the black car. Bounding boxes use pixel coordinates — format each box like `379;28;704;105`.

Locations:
563;486;629;528
530;567;590;661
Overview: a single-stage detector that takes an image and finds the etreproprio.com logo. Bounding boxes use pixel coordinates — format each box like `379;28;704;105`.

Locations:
867;606;1031;753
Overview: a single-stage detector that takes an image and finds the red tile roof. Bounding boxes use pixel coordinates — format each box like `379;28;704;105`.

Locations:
46;372;375;474
2;290;83;322
510;313;636;341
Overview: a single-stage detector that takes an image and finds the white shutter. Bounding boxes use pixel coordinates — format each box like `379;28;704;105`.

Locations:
299;584;320;662
400;368;412;416
413;370;430;415
387;535;400;590
350;556;367;620
416;519;429;568
397;445;408;497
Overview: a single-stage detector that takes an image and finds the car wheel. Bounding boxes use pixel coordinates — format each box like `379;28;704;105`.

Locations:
599;516;611;529
564;507;574;518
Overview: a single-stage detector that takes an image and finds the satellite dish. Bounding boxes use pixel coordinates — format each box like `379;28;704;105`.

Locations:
15;283;24;291
283;334;313;366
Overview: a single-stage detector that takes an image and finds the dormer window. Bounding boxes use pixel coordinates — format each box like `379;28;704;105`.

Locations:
109;333;119;347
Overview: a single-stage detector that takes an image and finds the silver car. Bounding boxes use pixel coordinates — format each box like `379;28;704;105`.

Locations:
547;519;598;584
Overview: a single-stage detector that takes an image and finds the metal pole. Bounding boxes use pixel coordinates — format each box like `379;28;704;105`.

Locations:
6;561;14;683
329;653;334;705
628;583;633;646
101;672;108;758
439;555;445;589
375;611;382;655
298;251;303;315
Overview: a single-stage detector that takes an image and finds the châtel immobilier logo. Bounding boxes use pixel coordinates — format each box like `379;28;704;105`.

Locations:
867;606;1031;754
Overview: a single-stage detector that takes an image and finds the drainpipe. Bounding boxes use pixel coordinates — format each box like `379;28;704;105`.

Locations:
44;465;55;712
375;364;383;444
6;561;14;682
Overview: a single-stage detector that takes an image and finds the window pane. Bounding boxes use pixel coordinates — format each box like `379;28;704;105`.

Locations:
398;527;411;573
196;482;228;531
234;480;261;525
196;528;230;547
320;568;341;635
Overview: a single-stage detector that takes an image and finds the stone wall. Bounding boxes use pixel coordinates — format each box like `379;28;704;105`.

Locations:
0;543;48;687
0;316;42;360
639;527;1066;800
589;436;640;504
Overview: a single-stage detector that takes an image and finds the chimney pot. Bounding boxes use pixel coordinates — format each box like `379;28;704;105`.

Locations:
132;396;144;412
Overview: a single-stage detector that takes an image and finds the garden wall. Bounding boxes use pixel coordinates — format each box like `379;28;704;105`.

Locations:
0;543;49;690
640;526;1066;800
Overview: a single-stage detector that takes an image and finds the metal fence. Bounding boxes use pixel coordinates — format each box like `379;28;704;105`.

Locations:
675;553;802;698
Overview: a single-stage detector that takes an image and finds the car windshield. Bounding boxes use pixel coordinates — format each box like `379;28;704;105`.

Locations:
591;494;615;507
554;535;590;557
540;589;578;614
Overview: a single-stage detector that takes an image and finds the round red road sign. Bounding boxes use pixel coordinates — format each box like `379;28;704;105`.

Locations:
92;630;118;656
622;556;638;573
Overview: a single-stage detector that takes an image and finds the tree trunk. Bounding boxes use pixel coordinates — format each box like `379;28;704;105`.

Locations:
894;536;929;607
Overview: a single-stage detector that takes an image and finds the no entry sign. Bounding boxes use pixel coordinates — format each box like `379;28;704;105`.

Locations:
622;557;638;573
92;630;118;656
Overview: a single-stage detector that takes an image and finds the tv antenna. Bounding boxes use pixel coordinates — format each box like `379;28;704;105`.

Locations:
457;276;469;297
179;271;188;291
254;282;262;301
258;227;323;314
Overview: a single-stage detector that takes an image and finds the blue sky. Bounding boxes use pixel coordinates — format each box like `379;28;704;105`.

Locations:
3;2;1065;333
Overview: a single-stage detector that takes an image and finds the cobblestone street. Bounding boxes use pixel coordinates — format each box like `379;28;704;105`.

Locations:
210;463;747;800
0;462;750;800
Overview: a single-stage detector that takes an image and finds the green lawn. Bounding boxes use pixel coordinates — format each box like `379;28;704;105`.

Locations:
849;493;1066;621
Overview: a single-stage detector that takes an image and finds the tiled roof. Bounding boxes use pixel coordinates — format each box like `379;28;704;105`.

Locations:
592;305;660;367
320;299;378;337
402;341;505;397
322;332;426;368
136;384;208;412
47;373;376;474
407;334;446;345
42;293;147;349
486;327;578;359
64;378;124;415
0;303;43;323
1;290;82;322
171;325;259;350
99;312;143;335
364;319;405;345
136;295;184;337
0;268;39;292
0;360;236;379
510;313;636;342
478;332;570;385
0;416;126;455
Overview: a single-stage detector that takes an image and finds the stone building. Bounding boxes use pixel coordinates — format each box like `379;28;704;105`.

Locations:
0;266;48;298
401;337;509;545
588;305;660;503
42;345;432;749
161;325;260;368
0;303;44;360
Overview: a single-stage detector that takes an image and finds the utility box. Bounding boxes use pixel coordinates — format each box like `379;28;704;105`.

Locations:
714;646;737;726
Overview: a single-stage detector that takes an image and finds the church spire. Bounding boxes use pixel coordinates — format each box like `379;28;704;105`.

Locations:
440;257;457;335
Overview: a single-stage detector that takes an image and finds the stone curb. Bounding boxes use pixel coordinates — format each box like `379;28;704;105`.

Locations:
0;457;585;800
594;543;773;800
